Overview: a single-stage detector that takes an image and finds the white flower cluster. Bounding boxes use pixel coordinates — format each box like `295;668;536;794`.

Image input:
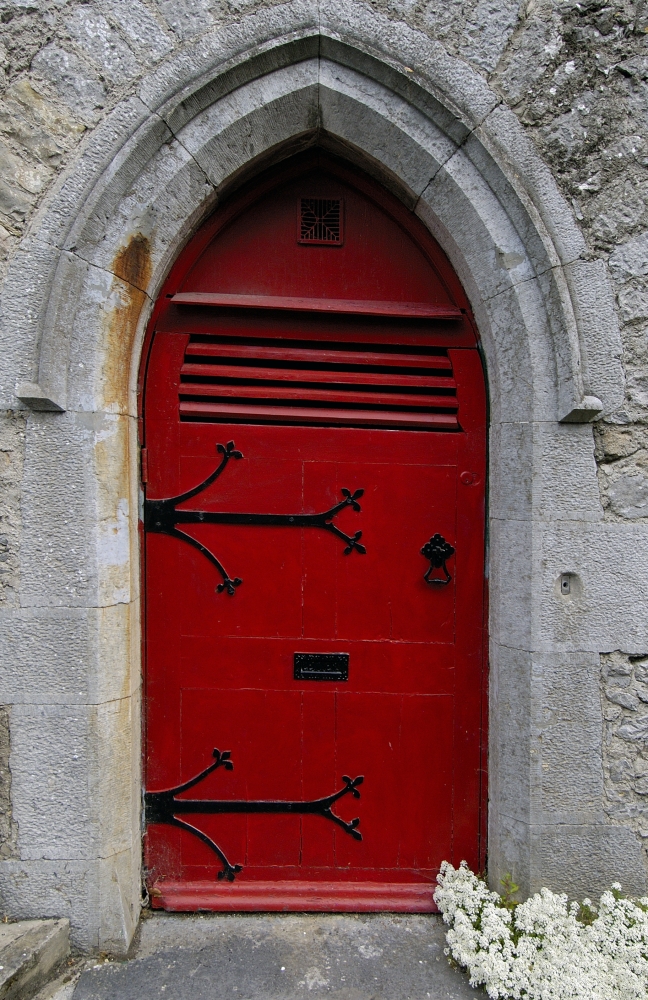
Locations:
434;861;648;999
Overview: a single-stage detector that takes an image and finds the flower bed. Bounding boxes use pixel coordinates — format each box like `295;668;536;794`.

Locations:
434;861;648;999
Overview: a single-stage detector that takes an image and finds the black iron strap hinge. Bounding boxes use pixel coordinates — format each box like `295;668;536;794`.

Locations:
145;748;364;882
144;441;366;594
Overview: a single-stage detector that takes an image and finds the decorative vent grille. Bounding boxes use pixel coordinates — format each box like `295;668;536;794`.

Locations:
178;336;459;431
299;198;343;244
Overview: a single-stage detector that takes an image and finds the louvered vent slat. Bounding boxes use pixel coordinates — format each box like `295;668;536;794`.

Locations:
178;336;460;431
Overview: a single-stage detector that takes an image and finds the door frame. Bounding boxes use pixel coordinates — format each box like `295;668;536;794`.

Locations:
138;153;490;898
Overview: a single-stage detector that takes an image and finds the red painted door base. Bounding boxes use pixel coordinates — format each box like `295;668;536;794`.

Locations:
141;153;487;912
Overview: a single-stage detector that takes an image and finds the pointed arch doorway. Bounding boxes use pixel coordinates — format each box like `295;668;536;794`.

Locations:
140;152;487;912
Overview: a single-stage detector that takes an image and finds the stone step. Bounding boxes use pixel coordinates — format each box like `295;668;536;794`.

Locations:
71;913;476;999
0;920;70;1000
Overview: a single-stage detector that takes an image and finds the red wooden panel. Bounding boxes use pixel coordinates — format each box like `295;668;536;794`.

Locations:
184;342;454;368
171;291;463;319
178;402;459;430
180;362;455;389
141;153;487;911
179;384;457;409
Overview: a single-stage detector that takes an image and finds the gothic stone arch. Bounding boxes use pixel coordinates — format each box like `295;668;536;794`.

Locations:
1;6;645;952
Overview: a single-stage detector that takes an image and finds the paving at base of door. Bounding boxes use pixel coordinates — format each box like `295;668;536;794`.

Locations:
67;913;477;1000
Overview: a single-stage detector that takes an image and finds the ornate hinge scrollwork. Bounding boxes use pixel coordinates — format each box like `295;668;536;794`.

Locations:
144;441;366;595
145;748;364;882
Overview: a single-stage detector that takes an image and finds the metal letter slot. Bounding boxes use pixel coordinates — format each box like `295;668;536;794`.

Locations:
294;653;349;682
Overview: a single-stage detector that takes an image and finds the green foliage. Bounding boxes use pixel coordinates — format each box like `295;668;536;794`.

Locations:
499;873;520;911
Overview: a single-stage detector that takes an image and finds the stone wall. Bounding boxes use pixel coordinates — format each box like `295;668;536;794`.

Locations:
0;0;647;949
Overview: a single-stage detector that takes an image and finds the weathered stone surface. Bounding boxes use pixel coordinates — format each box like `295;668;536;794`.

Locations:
459;0;522;74
533;824;646;899
0;413;24;608
31;47;106;124
540;522;648;651
66;9;139;87
72;913;477;1000
10;703;95;861
100;0;173;64
0;603;137;706
0;918;69;1000
158;0;215;40
609;232;648;282
608;473;648;519
0;860;98;951
0;705;18;860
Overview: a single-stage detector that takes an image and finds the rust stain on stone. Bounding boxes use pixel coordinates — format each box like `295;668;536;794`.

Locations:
113;232;152;290
105;233;152;410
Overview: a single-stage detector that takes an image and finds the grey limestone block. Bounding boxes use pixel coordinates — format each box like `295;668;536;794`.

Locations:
63;264;152;417
539;522;648;652
608;473;648;519
0;603;139;706
66;8;140;86
58;113;174;258
89;698;138;861
418;151;537;301
534;422;602;523
489;3;562;106
9;696;139;927
564;258;625;415
158;0;216;41
32;97;153;250
532;651;605;825
0;238;60;409
608;232;648;282
30;46;106;125
319;34;472;150
0;859;100;952
96;848;140;955
460;128;556;279
20;411;134;609
10;703;96;861
137;0;318;115
488;809;533;898
100;0;174;64
319;61;455;198
69;137;214;284
0;918;69;999
489;642;532;828
459;0;524;75
470;103;587;268
0;706;18;861
319;0;500;131
489;421;533;522
158;35;321;138
487;283;557;424
175;61;320;189
488;516;536;651
0;608;96;705
531;824;647;899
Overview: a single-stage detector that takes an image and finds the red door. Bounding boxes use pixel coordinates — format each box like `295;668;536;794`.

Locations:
141;154;487;911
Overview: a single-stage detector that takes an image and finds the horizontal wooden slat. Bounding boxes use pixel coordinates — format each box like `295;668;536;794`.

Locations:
179;401;459;429
171;291;463;320
179;383;457;409
180;363;455;390
185;341;453;369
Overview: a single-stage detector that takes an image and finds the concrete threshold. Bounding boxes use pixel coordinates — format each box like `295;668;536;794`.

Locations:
0;919;69;1000
71;913;477;999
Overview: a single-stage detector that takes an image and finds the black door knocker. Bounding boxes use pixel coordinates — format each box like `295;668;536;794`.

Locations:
421;533;455;585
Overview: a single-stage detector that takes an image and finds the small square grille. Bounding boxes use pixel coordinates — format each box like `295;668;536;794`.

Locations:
299;198;343;245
